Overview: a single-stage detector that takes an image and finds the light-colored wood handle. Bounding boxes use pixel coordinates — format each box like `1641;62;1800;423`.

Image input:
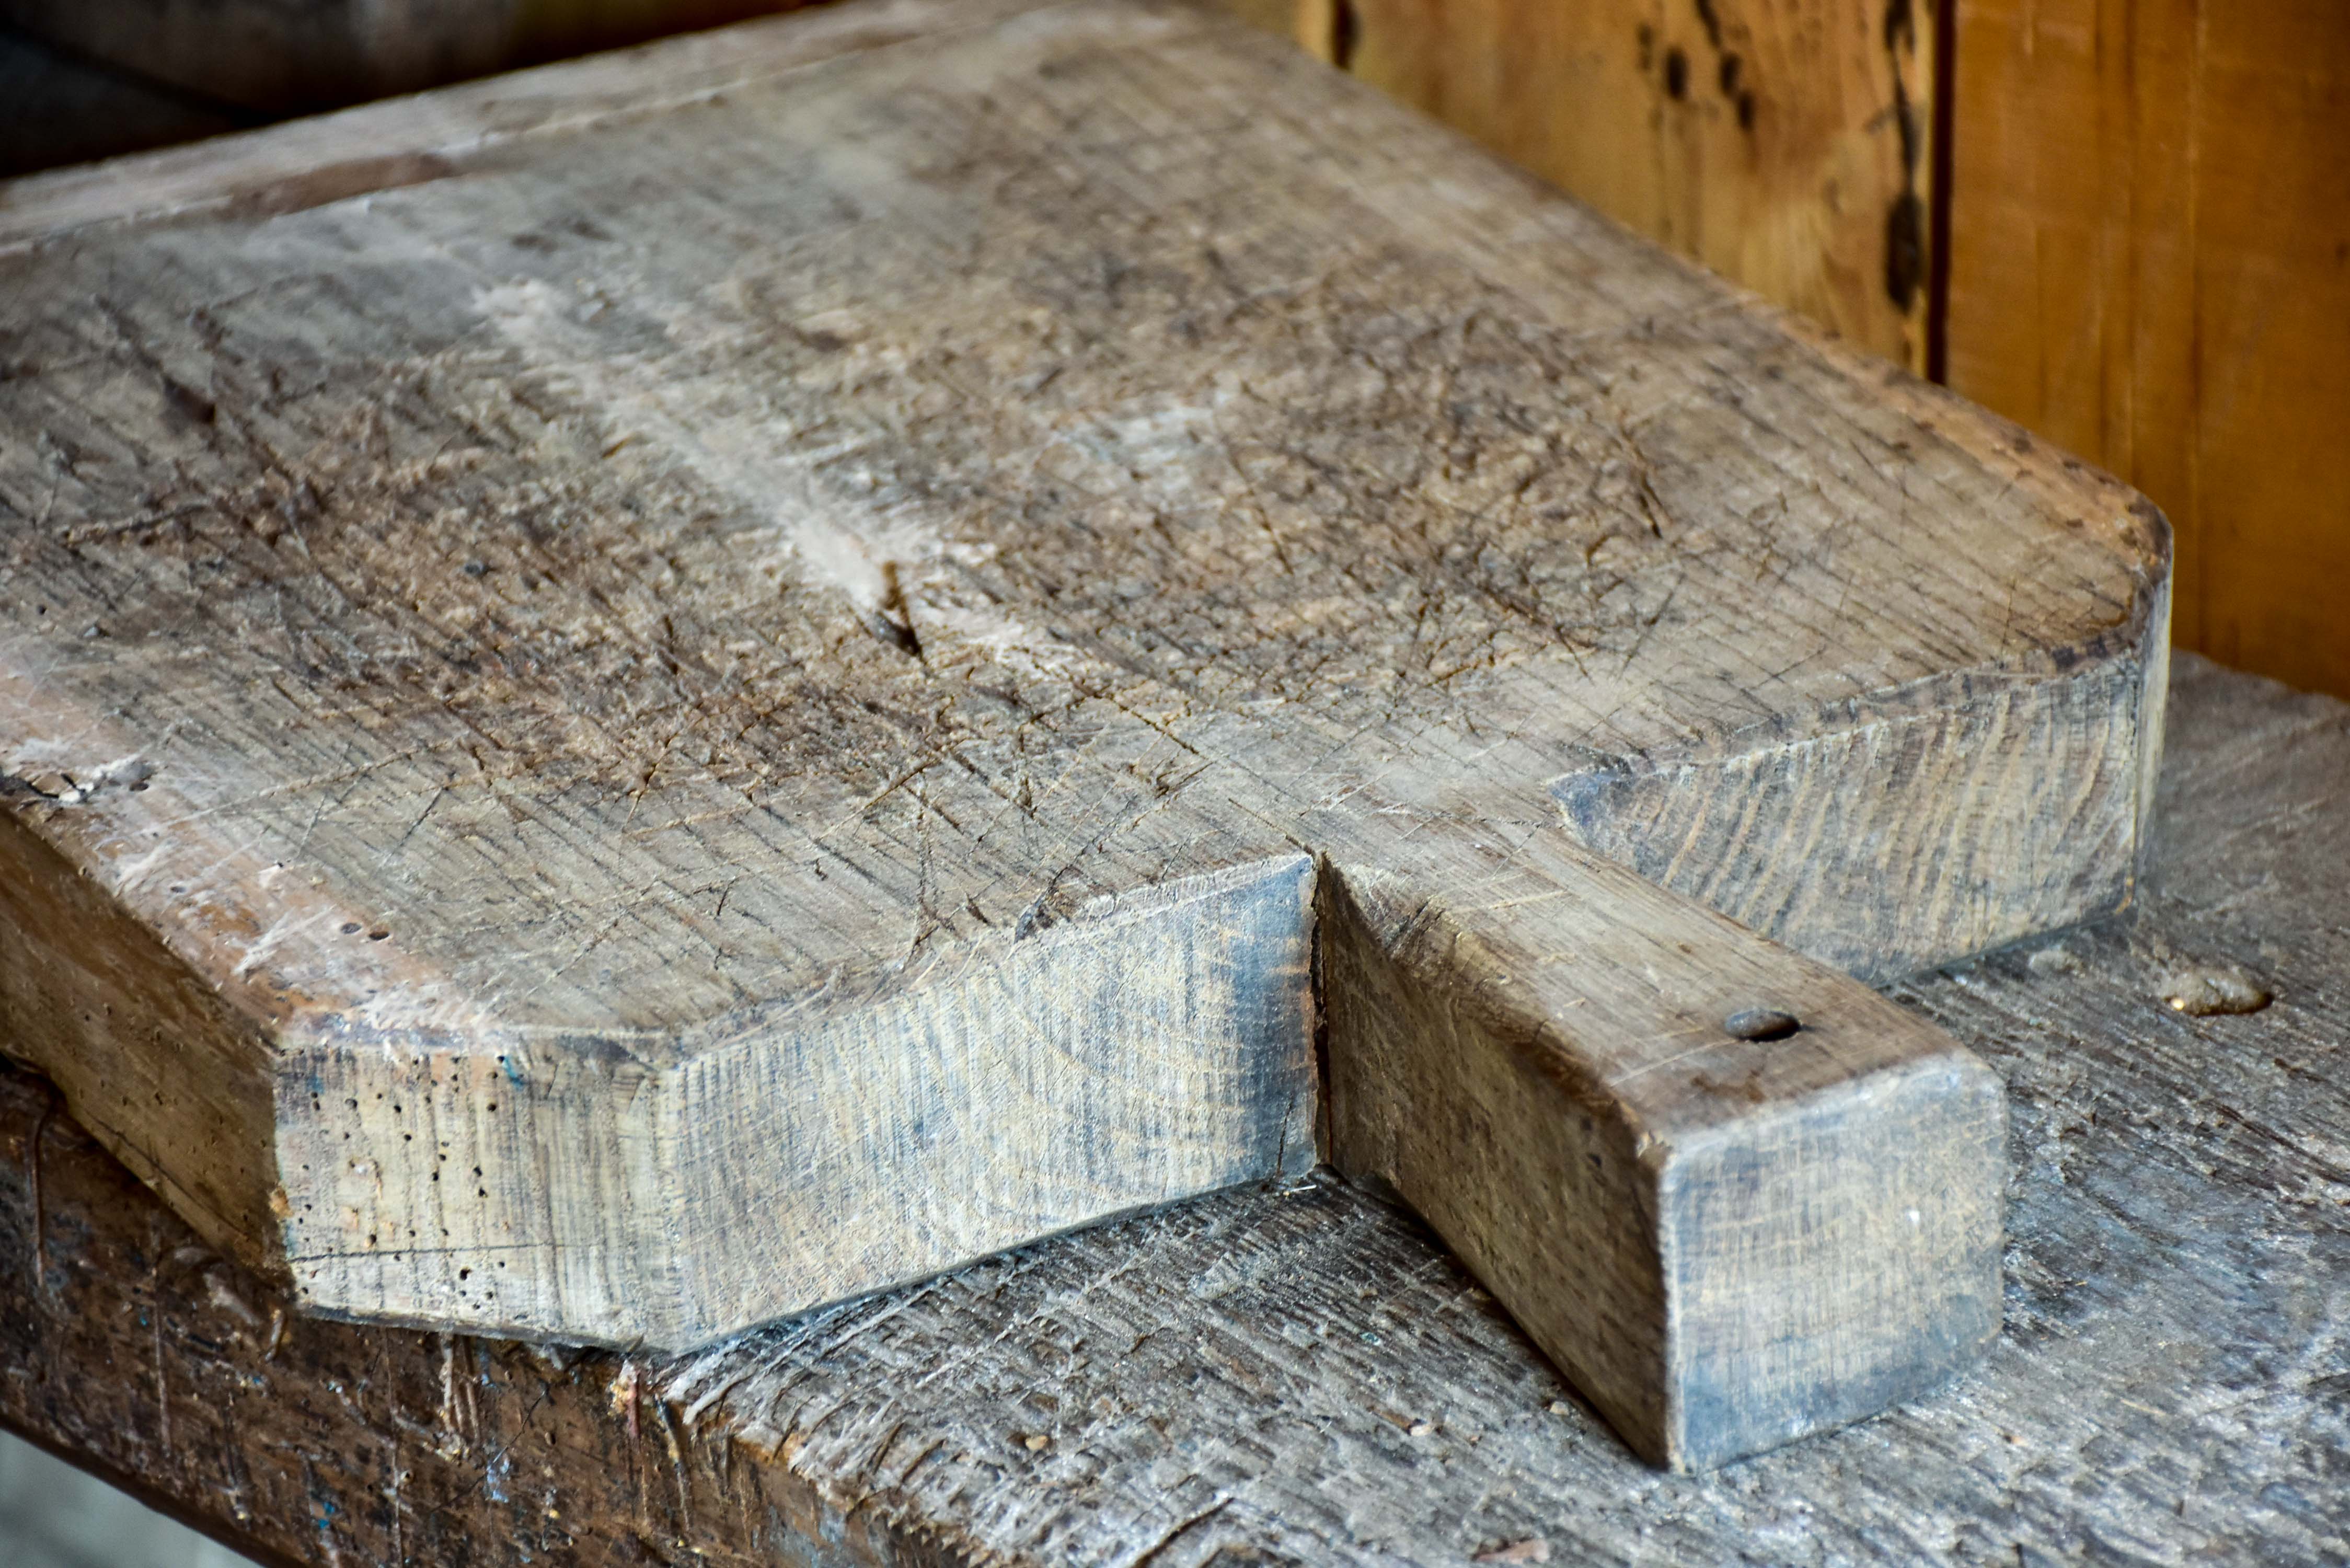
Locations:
1319;830;2006;1470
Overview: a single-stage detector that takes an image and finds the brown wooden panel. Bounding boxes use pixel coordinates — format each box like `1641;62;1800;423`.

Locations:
1232;0;1933;368
1946;0;2350;697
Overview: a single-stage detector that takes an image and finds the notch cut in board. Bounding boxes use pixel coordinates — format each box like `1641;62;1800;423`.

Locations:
0;0;2166;1470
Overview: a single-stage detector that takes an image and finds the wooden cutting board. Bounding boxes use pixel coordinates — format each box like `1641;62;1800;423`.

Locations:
0;0;2168;1471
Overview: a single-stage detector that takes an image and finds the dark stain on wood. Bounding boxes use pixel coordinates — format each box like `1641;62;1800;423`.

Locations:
225;151;459;221
1886;187;1926;310
1694;0;1726;53
1330;0;1361;70
1883;5;1927;314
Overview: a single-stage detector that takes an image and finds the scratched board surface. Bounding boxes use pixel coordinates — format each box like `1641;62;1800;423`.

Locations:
0;655;2335;1567
0;0;2153;1029
0;0;2164;1360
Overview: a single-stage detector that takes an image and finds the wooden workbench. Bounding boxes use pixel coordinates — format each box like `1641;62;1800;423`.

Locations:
0;649;2340;1564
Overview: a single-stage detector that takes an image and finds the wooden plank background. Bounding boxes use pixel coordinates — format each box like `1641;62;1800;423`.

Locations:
1944;0;2350;700
0;0;2342;693
1255;0;1935;370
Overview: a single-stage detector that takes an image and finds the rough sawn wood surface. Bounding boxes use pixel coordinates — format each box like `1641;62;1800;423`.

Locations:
0;653;2341;1564
0;0;2168;1471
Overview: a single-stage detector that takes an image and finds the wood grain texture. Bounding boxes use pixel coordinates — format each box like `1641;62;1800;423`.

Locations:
0;0;2161;1460
0;0;1027;248
0;654;2341;1565
284;854;1319;1346
15;0;2340;713
1224;0;1937;367
1320;838;2004;1469
1945;0;2350;700
1555;625;2172;984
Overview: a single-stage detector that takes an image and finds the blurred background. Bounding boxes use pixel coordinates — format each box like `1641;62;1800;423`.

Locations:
4;0;2343;698
0;1428;259;1567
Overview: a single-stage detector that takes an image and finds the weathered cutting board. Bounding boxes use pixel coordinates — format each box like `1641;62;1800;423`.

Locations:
0;0;2167;1470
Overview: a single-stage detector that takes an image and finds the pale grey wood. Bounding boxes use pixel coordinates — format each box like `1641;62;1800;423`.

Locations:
1556;634;2170;983
0;656;2340;1568
1321;839;2005;1469
284;854;1319;1345
0;0;2163;1468
641;654;2345;1564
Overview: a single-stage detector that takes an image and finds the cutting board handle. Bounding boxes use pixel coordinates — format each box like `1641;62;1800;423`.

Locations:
1317;831;2007;1470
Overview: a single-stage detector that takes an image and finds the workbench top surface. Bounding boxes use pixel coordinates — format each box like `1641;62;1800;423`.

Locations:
0;651;2341;1566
